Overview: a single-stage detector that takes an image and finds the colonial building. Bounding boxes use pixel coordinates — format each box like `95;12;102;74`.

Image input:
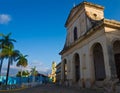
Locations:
59;1;120;88
56;62;61;84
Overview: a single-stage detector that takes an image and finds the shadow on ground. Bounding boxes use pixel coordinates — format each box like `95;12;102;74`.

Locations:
0;84;104;93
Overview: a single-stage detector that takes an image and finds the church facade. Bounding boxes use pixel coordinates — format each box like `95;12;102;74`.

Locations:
59;1;120;88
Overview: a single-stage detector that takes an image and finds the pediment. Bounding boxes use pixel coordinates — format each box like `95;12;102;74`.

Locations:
65;5;80;27
65;1;104;27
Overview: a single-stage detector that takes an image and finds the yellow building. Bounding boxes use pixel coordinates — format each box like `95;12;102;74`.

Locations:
49;62;56;83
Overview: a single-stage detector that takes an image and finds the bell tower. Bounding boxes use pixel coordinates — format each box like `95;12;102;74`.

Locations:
64;2;104;48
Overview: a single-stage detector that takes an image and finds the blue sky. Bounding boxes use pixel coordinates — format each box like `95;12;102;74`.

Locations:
0;0;120;75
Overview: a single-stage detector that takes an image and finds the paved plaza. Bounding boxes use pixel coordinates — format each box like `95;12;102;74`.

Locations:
0;84;104;93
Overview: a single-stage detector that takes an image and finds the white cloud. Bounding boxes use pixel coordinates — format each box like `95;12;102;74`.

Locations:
30;60;43;67
1;64;19;76
0;14;11;24
25;60;51;75
39;67;51;75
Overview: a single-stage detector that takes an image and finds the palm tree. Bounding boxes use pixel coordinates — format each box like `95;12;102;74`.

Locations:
2;45;20;85
0;33;16;49
31;66;38;76
31;66;38;83
0;49;8;77
0;51;5;76
0;33;16;77
16;54;28;77
0;33;5;77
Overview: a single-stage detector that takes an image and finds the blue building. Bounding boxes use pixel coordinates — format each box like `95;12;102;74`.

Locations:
0;74;50;85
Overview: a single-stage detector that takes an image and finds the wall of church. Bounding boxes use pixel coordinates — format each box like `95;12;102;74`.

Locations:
60;1;120;89
66;8;87;47
61;27;113;87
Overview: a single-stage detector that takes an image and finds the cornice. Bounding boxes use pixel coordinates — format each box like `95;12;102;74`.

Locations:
104;19;120;29
83;2;104;10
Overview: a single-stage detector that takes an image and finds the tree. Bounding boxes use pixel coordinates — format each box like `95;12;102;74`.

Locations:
30;66;38;83
2;45;20;85
16;54;28;77
16;70;30;77
0;33;16;77
0;34;4;77
22;70;30;77
0;50;5;76
0;33;16;49
30;66;38;76
16;71;21;77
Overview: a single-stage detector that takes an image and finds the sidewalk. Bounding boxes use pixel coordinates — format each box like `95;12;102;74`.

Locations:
0;84;104;93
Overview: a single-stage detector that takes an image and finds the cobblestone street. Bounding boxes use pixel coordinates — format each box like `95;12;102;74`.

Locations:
0;84;104;93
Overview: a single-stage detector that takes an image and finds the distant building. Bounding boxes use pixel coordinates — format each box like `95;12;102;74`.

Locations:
0;74;49;85
59;1;120;88
49;62;56;83
37;73;49;84
56;62;61;84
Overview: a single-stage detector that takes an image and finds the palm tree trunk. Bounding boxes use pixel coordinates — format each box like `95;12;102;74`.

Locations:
20;66;22;77
6;57;11;85
20;66;22;85
0;58;3;76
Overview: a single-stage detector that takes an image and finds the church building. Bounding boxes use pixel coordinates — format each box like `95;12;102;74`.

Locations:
59;1;120;88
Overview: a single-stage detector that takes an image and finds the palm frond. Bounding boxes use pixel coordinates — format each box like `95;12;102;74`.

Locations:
7;33;12;37
0;39;4;42
0;33;4;37
9;39;16;42
24;55;28;57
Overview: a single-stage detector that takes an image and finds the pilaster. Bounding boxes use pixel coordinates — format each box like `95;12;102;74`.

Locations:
106;35;117;79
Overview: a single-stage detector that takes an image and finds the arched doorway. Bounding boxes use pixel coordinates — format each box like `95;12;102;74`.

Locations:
113;40;120;80
93;43;106;81
73;53;80;82
63;59;67;81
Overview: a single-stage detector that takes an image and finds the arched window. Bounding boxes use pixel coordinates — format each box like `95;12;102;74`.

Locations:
74;27;78;41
